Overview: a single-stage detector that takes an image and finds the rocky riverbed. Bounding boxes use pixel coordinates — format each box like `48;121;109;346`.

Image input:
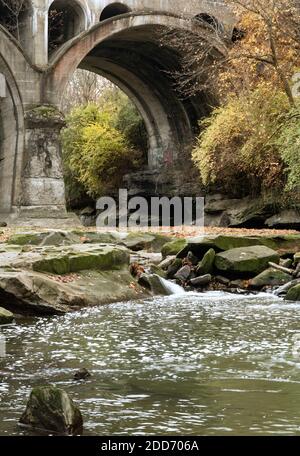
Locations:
0;229;299;322
0;228;300;435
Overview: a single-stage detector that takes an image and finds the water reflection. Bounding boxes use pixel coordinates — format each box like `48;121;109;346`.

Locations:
1;292;300;435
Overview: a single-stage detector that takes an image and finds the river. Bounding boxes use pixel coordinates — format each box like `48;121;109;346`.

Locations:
1;291;300;436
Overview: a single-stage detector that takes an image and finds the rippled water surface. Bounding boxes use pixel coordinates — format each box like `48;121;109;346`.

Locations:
1;292;300;436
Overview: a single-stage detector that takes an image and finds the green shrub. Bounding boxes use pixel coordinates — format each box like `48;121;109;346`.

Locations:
192;84;294;197
61;104;143;198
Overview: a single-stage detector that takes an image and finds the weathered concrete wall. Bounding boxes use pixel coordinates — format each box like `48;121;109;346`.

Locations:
0;1;232;221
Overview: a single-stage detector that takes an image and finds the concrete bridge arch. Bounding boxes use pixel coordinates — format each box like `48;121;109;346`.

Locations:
44;12;224;169
0;2;232;221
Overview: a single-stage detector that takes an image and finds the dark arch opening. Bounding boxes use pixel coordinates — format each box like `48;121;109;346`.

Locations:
0;0;32;42
48;0;85;56
193;13;222;32
100;3;131;22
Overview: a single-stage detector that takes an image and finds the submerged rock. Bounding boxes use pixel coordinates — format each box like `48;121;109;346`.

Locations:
215;246;280;275
0;307;14;325
19;387;83;435
74;368;91;381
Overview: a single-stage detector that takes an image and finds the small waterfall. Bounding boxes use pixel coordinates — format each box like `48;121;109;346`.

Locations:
158;277;186;295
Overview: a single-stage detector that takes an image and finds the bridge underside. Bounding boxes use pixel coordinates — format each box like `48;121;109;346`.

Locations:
80;24;212;169
0;12;224;223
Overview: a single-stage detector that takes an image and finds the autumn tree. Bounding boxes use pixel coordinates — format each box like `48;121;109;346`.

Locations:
162;0;300;105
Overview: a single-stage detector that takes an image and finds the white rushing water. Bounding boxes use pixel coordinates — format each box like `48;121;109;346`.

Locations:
158;277;186;295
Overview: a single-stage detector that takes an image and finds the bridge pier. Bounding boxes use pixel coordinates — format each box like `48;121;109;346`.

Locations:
17;106;68;219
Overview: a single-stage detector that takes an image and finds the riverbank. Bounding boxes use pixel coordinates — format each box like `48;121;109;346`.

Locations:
0;227;299;320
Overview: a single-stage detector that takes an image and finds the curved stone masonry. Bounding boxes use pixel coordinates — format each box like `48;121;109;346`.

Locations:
0;1;233;223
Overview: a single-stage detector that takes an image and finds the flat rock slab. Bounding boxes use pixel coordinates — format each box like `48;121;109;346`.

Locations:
0;269;147;315
6;230;172;253
0;244;130;275
215;245;280;275
174;234;300;258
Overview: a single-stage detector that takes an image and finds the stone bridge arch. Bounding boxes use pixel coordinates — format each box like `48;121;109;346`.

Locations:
44;12;225;169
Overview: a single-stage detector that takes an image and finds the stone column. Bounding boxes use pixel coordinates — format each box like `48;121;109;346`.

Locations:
24;5;48;67
20;105;68;218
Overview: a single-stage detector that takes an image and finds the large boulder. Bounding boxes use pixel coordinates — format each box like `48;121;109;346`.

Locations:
138;273;172;296
121;233;170;252
215;246;280;275
250;268;292;288
161;239;188;258
205;196;274;228
0;268;147;315
177;234;300;258
286;284;300;302
28;245;130;275
265;209;300;230
0;307;14;325
196;249;215;275
19;387;83;435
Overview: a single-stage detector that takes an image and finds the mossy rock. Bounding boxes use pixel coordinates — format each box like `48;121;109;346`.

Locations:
7;232;48;246
177;236;216;258
122;233;171;252
40;232;80;246
32;246;130;275
294;252;300;264
121;233;156;251
161;239;188;258
196;248;216;275
176;234;300;258
250;268;292;288
138;273;171;296
0;307;14;325
215;246;280;275
19;387;83;435
286;284;300;302
149;264;167;278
